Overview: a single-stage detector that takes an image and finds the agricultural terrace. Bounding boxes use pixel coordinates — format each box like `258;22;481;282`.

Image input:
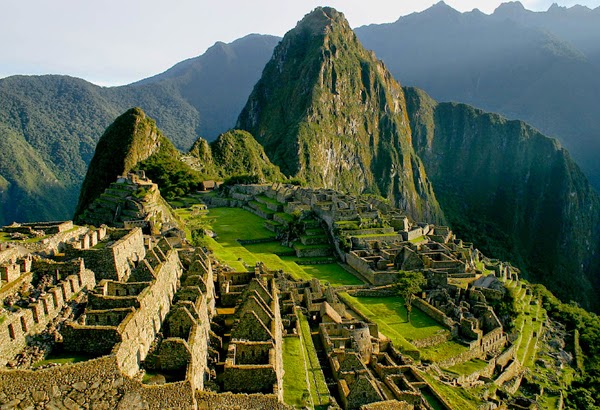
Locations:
338;293;467;361
175;205;363;286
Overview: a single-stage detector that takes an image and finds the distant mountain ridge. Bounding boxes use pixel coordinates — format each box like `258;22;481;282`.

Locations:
355;1;600;191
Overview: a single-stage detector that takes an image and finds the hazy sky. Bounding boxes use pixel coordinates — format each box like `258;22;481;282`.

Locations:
1;0;599;86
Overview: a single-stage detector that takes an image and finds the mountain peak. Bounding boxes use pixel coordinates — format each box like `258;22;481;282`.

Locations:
423;1;460;15
74;107;166;219
493;1;528;18
237;7;445;223
295;7;349;36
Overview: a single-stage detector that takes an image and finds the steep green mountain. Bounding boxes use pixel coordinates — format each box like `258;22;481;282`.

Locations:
76;108;282;222
0;34;279;224
237;7;444;223
0;123;73;223
355;2;600;190
405;86;600;312
75;107;169;218
187;130;284;181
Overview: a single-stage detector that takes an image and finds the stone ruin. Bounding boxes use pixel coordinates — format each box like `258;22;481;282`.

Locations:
198;183;533;406
0;182;543;409
77;171;182;236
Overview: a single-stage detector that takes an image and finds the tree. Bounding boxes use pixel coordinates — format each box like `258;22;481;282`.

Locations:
395;271;426;322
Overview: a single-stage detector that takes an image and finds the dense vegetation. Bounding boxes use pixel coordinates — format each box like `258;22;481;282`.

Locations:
532;284;600;407
187;129;285;182
405;86;600;313
135;143;204;201
237;7;444;223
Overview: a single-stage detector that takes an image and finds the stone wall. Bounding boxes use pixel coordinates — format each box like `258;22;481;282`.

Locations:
195;391;292;410
350;234;404;249
294;246;332;258
495;359;522;386
63;247;183;376
411;332;451;349
114;248;183;376
72;228;146;281
412;297;456;330
0;355;197;409
19;225;89;255
436;345;486;368
0;267;96;366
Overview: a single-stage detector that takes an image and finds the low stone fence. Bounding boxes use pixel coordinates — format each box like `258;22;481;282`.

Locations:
436;344;485;368
412;297;455;330
0;355;197;409
294;246;332;258
411;332;451;349
347;285;396;297
196;391;292;410
237;237;278;245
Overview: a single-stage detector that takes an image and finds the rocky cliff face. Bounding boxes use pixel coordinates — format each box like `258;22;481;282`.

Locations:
74;108;166;219
237;7;444;223
405;86;600;311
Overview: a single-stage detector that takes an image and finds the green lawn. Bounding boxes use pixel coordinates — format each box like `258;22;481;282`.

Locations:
210;207;275;244
283;337;312;408
420;340;469;362
295;263;362;287
298;313;330;409
204;207;363;286
33;352;91;367
339;294;448;342
445;358;489;375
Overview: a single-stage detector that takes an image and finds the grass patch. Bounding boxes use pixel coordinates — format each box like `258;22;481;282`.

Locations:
298;313;330;408
243;241;293;254
283;337;312;408
33;352;90;367
210;207;275;243
293;243;331;251
295;263;362;287
204;207;363;286
445;358;489;375
248;200;275;215
275;212;295;223
409;235;426;243
339;294;447;342
256;195;281;206
420;340;469;362
420;371;481;410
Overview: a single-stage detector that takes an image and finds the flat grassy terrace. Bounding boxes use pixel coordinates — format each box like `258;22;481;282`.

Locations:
179;206;363;286
444;358;489;376
339;293;447;343
283;313;330;409
283;337;312;407
33;352;91;368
